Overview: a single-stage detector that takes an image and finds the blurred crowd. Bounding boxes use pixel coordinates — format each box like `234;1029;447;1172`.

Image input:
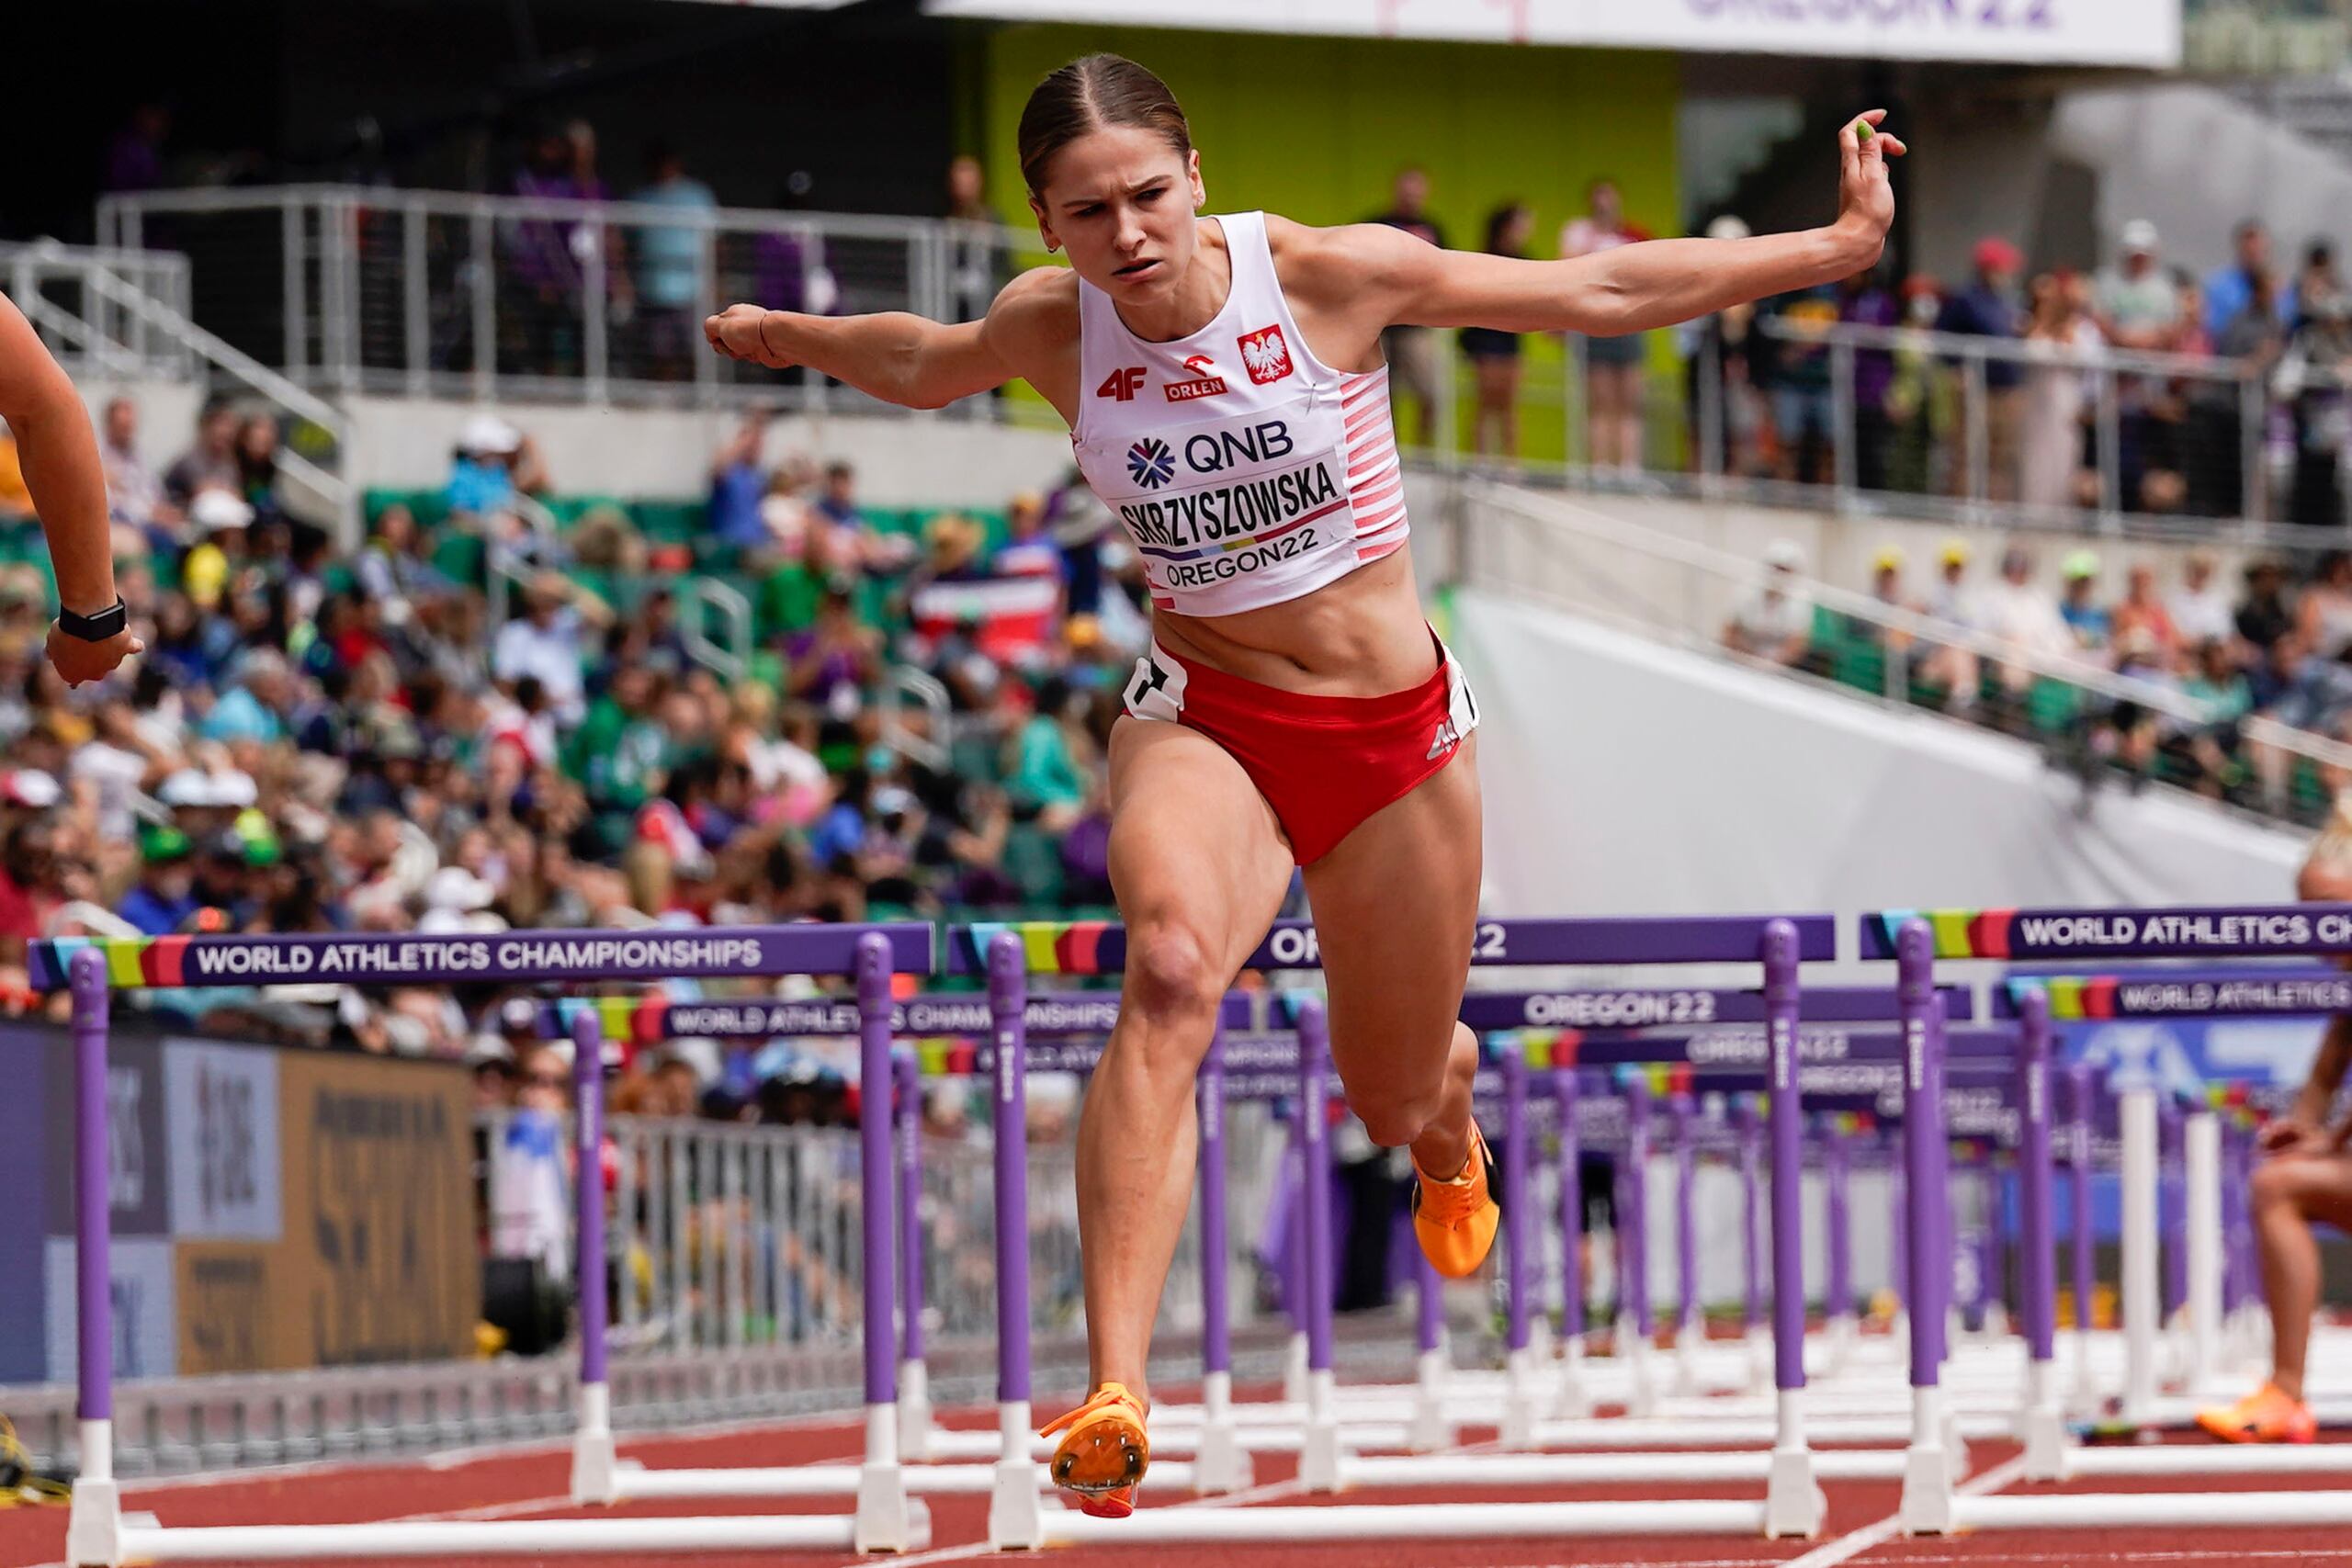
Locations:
0;392;1160;1123
1722;534;2352;809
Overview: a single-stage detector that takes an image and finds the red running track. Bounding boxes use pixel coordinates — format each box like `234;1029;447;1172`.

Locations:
6;1396;2351;1568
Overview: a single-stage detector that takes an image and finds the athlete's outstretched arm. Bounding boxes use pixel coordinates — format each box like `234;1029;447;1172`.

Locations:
0;293;141;686
1341;111;1905;339
706;267;1065;411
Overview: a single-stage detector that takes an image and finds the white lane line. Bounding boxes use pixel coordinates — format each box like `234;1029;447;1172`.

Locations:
1780;1455;2030;1568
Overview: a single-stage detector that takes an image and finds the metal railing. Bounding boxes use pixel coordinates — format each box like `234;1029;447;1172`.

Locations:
1459;476;2352;805
96;186;970;412
680;578;752;685
98;184;2352;547
0;240;195;380
4;1096;1305;1475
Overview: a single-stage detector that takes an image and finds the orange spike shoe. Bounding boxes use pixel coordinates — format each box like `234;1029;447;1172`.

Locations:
1041;1381;1150;1517
1412;1120;1501;1279
2195;1383;2317;1444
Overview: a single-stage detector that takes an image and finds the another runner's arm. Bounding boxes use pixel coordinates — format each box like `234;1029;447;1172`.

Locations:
706;267;1068;411
0;294;119;620
1338;111;1905;339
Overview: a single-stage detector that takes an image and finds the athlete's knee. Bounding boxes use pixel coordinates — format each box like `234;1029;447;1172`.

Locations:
1123;923;1225;1027
1351;1080;1445;1149
2250;1158;2308;1214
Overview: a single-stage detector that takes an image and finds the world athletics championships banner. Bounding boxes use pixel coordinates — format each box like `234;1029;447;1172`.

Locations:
922;0;2180;68
1862;907;2352;962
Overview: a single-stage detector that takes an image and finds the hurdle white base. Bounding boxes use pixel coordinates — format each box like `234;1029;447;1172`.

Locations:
1898;1387;1953;1537
989;1400;1043;1551
114;1515;925;1561
65;1419;119;1568
1036;1499;1771;1546
1746;1324;1773;1393
1674;1314;1705;1398
570;1384;617;1506
1192;1371;1254;1495
1529;1312;1554;1369
1765;1392;1825;1539
1529;1411;2004;1450
2019;1359;2068;1482
1500;1346;1538;1450
1301;1370;1342;1494
898;1361;932;1461
1825;1313;1859;1376
1553;1338;1592;1420
1410;1346;1454;1450
1981;1301;2009;1339
1282;1331;1309;1404
1956;1491;2352;1531
853;1403;918;1555
1619;1315;1658;1417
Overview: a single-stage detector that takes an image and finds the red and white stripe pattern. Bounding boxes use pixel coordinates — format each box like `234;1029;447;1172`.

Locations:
1341;367;1408;564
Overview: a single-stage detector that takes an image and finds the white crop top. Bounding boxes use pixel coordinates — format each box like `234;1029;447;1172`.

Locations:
1069;211;1409;617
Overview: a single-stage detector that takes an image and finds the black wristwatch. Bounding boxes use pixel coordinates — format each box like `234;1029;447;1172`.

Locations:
57;598;129;642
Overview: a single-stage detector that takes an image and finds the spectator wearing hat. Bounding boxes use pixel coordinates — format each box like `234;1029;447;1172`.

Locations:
1680;215;1768;480
448;416;525;520
1849;546;1916;657
2094;222;2190;514
2095;221;2180;349
2058;551;2109;654
1938;237;2029;502
493;573;605;728
1913;539;1982;711
119;826;199;936
179;489;254;612
1722;541;1814;669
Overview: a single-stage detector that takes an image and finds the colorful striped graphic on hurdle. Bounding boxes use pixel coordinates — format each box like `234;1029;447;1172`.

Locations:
548;994;672;1045
28;935;185;991
2003;975;2120;1021
1864;908;2018;960
947;920;1117;976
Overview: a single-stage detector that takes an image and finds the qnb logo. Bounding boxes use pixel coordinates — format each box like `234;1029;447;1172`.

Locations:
1238;324;1294;385
1127;436;1176;489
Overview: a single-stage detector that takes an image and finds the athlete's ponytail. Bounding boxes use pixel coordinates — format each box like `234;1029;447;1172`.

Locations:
1017;53;1193;196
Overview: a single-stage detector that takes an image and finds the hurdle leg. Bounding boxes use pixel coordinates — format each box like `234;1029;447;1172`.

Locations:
2064;1064;2099;1413
2184;1107;2222;1398
1192;1020;1253;1494
1671;1093;1704;1400
1281;1118;1311;1405
1759;923;1824;1540
2118;1078;2160;1427
1617;1072;1659;1419
1551;1068;1590;1421
1501;1043;1538;1449
896;1052;933;1462
986;939;1043;1551
63;954;123;1568
1296;1000;1342;1494
1823;1123;1857;1377
1740;1104;1770;1394
1895;925;1954;1536
2013;992;2068;1481
854;935;920;1554
568;1010;621;1507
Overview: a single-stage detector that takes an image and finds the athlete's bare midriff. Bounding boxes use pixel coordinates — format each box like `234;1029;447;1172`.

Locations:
1008;220;1438;698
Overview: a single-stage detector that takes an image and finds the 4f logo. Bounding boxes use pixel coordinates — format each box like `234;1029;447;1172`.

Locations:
1238;324;1294;385
1427;717;1462;761
1127;436;1175;489
1096;367;1147;401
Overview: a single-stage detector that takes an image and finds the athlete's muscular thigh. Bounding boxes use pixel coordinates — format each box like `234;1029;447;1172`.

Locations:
1108;716;1295;998
1302;738;1482;1097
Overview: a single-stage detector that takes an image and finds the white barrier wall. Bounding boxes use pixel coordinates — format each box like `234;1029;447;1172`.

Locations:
1449;590;2306;979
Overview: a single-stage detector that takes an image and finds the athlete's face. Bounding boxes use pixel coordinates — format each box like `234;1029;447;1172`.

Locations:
1031;126;1204;299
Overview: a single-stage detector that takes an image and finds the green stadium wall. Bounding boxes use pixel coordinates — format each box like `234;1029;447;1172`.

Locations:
972;24;1684;466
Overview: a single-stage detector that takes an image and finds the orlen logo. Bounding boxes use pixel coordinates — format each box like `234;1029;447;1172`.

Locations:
1096;367;1147;401
1166;353;1229;403
1237;324;1294;385
1126;436;1176;489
